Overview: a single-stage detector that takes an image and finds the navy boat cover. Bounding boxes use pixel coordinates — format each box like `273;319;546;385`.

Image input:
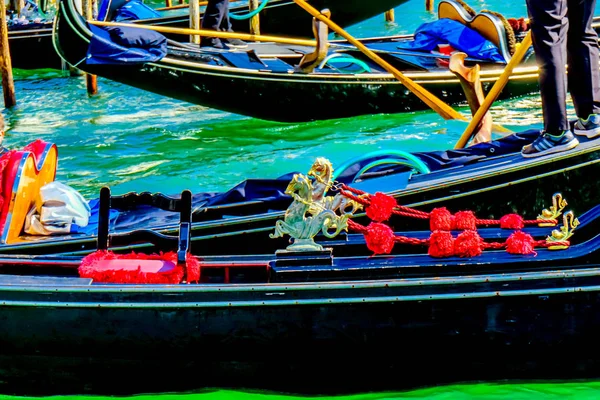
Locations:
111;0;160;21
87;0;166;64
106;130;540;232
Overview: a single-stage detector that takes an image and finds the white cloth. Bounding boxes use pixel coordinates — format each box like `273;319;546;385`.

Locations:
25;181;91;235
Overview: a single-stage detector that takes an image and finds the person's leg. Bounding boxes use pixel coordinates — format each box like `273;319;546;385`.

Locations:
522;0;578;157
200;0;227;47
219;0;231;31
220;2;248;48
567;0;600;137
526;0;569;133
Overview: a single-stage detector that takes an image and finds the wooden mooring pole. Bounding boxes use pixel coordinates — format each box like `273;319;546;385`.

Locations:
249;0;260;35
83;0;97;94
425;0;433;12
189;0;200;44
384;9;394;22
0;0;16;108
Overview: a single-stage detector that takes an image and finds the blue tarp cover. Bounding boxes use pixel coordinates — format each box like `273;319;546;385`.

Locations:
113;0;160;21
110;130;540;232
87;23;167;64
88;0;166;65
397;18;505;63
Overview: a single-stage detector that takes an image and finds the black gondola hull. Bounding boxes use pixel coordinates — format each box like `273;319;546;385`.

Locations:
9;26;64;70
54;0;542;122
2;259;600;395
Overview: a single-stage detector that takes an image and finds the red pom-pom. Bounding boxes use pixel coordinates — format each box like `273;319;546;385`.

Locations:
454;211;477;230
430;207;454;231
364;222;395;255
500;214;524;229
506;230;535;254
185;255;201;283
454;230;483;257
428;230;455;258
366;192;397;222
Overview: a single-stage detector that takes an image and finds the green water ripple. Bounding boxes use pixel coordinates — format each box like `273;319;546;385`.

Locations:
4;381;600;399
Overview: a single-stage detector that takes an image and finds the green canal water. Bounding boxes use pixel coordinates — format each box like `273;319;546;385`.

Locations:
4;382;600;399
3;0;600;397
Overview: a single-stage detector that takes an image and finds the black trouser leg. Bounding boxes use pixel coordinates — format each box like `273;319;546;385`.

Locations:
526;0;569;132
219;0;232;32
201;0;227;33
566;0;600;119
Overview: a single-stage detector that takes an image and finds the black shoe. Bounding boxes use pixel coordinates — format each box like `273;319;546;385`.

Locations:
200;37;227;49
224;37;248;48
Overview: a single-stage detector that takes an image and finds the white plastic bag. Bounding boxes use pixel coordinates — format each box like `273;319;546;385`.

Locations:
25;181;91;235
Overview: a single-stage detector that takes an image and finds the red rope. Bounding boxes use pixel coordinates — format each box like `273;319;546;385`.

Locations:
339;184;557;227
340;184;570;257
347;219;568;256
347;219;367;233
394;235;429;246
482;241;506;250
476;218;558;226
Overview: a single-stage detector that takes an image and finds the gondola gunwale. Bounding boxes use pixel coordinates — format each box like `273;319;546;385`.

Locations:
1;138;599;257
1;262;600;308
1;225;599;293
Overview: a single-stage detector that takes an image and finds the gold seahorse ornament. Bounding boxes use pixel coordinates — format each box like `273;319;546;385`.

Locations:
270;158;363;252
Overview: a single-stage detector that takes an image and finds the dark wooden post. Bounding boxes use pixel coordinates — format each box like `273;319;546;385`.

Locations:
83;0;98;94
426;0;433;12
0;0;16;107
10;0;25;16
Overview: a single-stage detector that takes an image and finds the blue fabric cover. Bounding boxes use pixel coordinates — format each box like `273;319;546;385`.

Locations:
413;129;540;169
97;0;157;22
71;199;120;235
109;130;540;232
397;18;505;63
96;0;111;21
87;23;167;64
113;0;160;21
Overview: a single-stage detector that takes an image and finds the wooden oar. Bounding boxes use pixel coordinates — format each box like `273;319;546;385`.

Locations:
454;30;533;149
289;0;466;121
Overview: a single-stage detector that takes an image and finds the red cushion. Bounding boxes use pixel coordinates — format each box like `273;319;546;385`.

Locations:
79;250;200;284
95;259;176;273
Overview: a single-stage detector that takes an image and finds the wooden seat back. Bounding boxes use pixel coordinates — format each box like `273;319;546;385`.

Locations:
437;0;515;62
0;140;58;244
